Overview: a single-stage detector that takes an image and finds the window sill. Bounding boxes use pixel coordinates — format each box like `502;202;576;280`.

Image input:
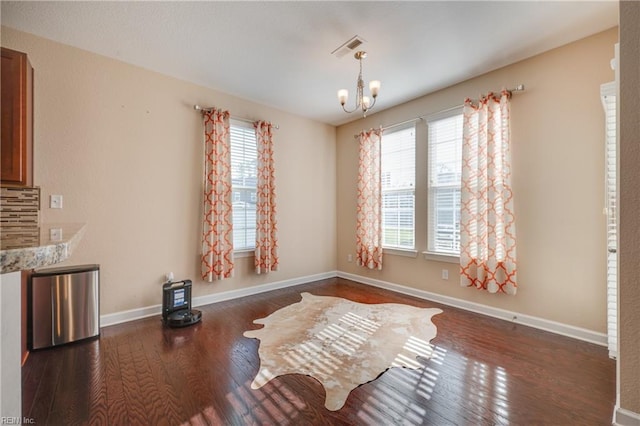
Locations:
235;250;255;258
383;248;418;258
422;251;459;264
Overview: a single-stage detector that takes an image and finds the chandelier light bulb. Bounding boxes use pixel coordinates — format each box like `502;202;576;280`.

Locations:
369;80;381;97
338;89;349;105
362;96;371;109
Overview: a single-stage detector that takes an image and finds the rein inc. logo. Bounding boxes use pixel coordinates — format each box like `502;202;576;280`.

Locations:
1;418;35;425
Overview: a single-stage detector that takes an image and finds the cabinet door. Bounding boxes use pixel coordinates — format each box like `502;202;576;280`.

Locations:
1;47;33;186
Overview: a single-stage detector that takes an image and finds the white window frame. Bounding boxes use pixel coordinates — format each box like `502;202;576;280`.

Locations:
380;125;416;254
423;108;463;262
230;119;257;253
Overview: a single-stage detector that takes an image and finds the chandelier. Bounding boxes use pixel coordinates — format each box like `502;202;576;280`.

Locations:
337;51;380;117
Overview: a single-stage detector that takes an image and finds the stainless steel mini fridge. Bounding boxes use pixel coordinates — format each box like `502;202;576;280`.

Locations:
30;264;100;350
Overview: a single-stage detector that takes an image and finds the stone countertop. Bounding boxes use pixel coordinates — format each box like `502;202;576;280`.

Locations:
0;223;86;273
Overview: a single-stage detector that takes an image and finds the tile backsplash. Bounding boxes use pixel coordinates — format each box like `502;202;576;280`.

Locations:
0;186;40;249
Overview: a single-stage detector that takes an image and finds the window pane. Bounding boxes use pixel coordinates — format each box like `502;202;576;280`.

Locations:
230;121;257;251
381;127;415;250
428;112;463;255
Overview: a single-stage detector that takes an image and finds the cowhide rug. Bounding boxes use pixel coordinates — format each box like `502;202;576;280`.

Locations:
243;292;442;411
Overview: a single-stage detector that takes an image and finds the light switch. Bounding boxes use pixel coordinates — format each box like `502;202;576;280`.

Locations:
50;195;63;209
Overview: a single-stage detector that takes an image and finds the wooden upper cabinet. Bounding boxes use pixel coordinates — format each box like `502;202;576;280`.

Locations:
1;47;33;186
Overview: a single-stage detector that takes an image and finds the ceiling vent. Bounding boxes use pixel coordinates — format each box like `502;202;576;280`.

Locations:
332;35;366;58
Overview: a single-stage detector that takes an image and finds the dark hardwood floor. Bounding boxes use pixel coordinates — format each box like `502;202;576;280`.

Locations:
22;277;615;425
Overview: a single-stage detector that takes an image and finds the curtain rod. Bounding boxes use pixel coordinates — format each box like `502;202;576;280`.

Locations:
352;117;423;139
193;105;280;129
353;84;525;139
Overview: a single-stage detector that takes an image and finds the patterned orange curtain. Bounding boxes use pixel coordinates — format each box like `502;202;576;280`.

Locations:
201;109;234;282
356;128;383;270
254;121;278;274
460;91;517;294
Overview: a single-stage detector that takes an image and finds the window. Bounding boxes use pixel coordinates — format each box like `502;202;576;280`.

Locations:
601;81;617;358
230;120;257;251
427;111;463;255
381;126;416;250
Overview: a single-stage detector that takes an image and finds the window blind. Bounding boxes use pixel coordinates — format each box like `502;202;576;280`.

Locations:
601;82;617;359
381;126;416;249
427;111;463;255
230;120;257;251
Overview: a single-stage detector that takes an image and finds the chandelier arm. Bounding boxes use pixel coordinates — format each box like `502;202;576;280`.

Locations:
341;104;359;114
367;96;377;110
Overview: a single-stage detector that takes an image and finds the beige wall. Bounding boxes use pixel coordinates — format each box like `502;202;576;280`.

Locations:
618;0;640;416
1;23;626;346
1;27;337;315
336;28;618;332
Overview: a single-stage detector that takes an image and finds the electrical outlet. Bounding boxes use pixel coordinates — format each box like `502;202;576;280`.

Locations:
49;228;63;241
50;194;63;209
441;269;449;280
347;254;353;263
166;272;174;282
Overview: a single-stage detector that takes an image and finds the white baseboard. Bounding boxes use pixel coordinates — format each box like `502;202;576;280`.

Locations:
101;269;607;348
100;271;337;327
337;271;607;346
615;406;640;426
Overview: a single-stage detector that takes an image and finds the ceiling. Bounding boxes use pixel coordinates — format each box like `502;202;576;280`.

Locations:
1;1;618;126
